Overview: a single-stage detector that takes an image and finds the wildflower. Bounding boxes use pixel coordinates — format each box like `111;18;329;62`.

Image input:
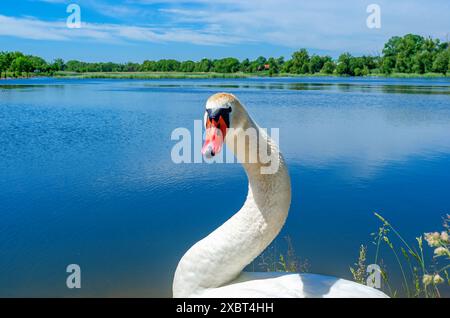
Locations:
422;274;433;286
434;246;448;257
433;274;444;284
440;231;449;243
424;232;441;247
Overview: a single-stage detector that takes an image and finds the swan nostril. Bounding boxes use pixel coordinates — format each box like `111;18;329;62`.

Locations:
203;145;215;159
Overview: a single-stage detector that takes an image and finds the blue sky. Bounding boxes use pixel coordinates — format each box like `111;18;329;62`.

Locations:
0;0;449;62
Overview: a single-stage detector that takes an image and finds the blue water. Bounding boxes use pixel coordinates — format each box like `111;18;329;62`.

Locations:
1;77;449;297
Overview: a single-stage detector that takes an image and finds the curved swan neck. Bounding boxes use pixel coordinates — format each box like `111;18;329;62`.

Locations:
173;113;291;298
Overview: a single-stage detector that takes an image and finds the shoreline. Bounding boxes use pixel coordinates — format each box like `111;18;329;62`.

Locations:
1;71;449;81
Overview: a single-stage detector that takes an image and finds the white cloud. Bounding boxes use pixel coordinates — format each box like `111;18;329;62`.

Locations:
5;0;450;54
153;0;450;53
0;14;244;46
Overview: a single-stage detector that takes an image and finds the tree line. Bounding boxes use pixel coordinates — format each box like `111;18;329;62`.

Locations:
1;34;449;78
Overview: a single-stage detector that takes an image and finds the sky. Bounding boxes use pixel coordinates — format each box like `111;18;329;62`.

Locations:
0;0;449;63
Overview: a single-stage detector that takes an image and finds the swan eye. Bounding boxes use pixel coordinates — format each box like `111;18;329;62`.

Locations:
206;107;231;128
204;107;232;141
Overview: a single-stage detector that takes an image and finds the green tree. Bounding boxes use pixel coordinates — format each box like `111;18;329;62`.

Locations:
361;65;370;76
51;58;65;72
195;58;212;72
254;56;268;72
412;51;433;74
381;34;428;74
281;60;293;73
397;34;425;73
0;52;8;78
180;61;196;72
308;55;324;74
266;57;280;75
142;60;157;71
213;58;240;73
1;34;448;79
66;60;85;72
245;56;267;72
321;61;336;74
122;62;140;72
5;52;24;77
290;49;310;74
309;55;333;74
380;56;395;74
336;53;353;76
10;56;33;77
353;67;362;76
28;55;48;73
277;56;285;65
156;59;181;72
411;38;440;74
433;50;449;74
239;58;250;72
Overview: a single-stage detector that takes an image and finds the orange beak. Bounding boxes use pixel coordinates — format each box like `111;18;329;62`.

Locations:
202;116;228;158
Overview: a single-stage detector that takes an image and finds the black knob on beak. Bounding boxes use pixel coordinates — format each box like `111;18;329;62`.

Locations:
203;144;216;158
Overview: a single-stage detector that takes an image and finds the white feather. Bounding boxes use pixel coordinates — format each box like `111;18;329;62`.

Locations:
173;93;388;298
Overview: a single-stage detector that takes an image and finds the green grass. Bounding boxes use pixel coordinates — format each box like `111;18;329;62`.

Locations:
351;213;450;298
53;71;335;79
370;72;450;78
50;71;450;80
53;71;450;79
249;236;309;273
264;214;449;298
54;71;254;79
0;71;35;79
2;70;449;80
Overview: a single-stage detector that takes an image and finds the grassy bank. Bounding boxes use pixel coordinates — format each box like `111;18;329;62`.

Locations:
52;71;450;80
2;71;449;80
54;72;450;79
53;71;254;79
370;72;450;79
53;71;324;79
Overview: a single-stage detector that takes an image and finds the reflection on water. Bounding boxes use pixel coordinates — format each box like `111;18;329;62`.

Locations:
138;82;450;95
0;77;449;297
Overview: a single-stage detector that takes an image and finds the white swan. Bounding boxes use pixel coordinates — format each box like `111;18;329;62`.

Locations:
173;93;388;298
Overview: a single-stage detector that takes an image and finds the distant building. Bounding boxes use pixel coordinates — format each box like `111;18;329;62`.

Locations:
264;64;270;70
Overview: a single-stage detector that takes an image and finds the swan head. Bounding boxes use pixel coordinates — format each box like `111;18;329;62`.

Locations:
202;93;248;158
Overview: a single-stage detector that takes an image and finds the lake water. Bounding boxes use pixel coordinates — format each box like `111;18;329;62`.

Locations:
1;77;449;297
